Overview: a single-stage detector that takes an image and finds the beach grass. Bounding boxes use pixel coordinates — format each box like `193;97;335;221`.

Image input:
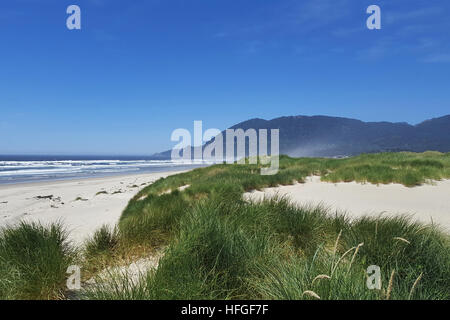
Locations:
84;225;119;259
116;152;450;251
1;152;450;300
84;197;449;300
0;221;75;300
105;151;449;300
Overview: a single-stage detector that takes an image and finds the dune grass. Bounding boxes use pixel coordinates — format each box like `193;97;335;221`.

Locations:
1;152;449;300
92;151;447;300
321;152;450;186
0;221;75;300
84;225;119;259
84;197;449;300
117;151;450;250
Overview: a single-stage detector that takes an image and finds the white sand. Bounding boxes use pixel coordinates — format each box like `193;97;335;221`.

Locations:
85;247;165;289
244;176;450;232
0;171;185;244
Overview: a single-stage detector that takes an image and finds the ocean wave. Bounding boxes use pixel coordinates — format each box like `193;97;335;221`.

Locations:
0;159;208;183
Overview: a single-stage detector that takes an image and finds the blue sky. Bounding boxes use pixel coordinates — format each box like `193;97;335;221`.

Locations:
1;0;449;155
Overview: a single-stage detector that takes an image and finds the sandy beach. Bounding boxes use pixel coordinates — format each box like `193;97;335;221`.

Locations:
244;176;450;232
0;171;186;245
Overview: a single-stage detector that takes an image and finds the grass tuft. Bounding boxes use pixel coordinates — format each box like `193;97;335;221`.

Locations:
0;221;74;299
84;225;119;259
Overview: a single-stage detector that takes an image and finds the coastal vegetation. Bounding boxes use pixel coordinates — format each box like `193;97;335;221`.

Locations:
0;221;74;299
0;152;449;300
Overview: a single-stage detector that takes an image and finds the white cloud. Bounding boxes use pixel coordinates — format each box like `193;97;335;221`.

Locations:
422;53;450;63
287;0;352;32
384;7;442;25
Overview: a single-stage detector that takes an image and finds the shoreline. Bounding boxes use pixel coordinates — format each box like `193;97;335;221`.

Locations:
0;164;206;187
0;169;189;190
0;170;188;244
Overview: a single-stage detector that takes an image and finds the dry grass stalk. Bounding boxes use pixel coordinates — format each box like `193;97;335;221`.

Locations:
312;274;331;285
386;269;395;300
347;242;364;273
302;290;321;300
333;230;342;255
331;246;355;276
408;272;423;300
393;237;410;244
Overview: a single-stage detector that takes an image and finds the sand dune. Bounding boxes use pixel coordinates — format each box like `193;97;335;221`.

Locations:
244;176;450;232
0;171;185;244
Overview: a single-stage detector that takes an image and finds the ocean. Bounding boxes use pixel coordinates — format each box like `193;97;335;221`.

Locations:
0;155;205;185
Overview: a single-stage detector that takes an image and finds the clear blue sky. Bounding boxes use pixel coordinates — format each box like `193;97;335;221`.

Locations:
1;0;449;155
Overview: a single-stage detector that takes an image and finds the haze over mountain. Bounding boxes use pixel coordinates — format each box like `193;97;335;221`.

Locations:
152;115;450;159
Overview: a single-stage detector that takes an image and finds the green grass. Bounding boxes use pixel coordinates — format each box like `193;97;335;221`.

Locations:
100;151;448;300
117;152;450;249
84;225;119;259
1;152;450;300
120;190;190;246
321;152;450;186
0;221;75;300
84;197;449;300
